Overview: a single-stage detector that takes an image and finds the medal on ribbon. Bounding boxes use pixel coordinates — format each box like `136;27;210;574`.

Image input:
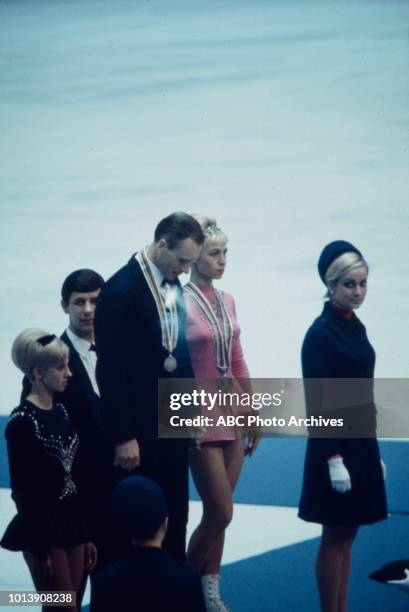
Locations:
185;281;233;388
137;249;179;372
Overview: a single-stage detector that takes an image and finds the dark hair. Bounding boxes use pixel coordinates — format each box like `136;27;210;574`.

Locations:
61;269;105;304
154;212;204;249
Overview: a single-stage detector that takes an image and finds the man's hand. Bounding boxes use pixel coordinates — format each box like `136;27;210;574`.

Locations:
114;439;140;470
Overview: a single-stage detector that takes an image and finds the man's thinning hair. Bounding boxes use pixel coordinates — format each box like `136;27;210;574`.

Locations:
61;269;105;304
154;212;204;249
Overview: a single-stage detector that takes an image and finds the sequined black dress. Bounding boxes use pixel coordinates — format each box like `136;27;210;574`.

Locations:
1;400;88;556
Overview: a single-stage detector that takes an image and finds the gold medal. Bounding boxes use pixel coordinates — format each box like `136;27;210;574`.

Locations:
164;354;177;372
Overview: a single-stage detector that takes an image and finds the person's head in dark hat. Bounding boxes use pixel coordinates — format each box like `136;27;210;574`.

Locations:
113;476;169;547
318;241;369;311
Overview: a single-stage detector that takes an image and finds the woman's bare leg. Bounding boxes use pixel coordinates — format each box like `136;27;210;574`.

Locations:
202;439;244;574
316;525;358;612
337;535;355;612
24;547;77;612
188;439;244;573
66;545;88;609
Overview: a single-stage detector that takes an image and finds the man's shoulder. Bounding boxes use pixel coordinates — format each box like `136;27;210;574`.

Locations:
60;330;70;343
92;553;203;612
93;559;133;595
91;561;130;611
104;550;198;584
162;556;202;585
161;558;204;608
102;257;147;297
94;559;127;581
59;331;84;376
105;259;135;287
60;330;74;351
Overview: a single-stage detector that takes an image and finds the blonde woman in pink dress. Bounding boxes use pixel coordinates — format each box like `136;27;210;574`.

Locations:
185;216;259;612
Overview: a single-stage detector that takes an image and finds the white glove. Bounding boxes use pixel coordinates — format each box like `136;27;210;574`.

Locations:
328;456;351;493
380;459;387;481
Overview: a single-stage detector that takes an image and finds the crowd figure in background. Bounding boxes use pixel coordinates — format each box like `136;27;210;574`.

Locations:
185;215;259;611
298;241;387;612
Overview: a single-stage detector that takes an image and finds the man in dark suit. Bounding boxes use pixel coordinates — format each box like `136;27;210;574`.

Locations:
90;476;206;612
59;269;116;570
94;212;204;562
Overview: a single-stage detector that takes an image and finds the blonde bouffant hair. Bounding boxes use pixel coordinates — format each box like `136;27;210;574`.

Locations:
192;214;227;242
11;328;69;383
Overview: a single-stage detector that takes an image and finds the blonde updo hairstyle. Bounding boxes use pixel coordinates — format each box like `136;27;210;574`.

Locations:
325;252;369;299
11;328;69;383
192;214;227;244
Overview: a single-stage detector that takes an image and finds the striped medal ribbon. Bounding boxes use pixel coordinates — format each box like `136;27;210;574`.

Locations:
137;249;179;372
185;281;233;379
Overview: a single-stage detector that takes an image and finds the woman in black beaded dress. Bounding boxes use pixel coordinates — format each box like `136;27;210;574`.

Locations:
1;329;97;611
298;242;387;612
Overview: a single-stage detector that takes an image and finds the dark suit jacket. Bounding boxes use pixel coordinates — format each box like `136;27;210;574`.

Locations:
94;255;195;562
94;255;194;444
60;333;116;566
90;546;206;612
59;332;114;491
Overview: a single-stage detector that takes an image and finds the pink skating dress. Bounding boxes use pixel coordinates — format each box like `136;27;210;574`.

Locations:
184;285;250;442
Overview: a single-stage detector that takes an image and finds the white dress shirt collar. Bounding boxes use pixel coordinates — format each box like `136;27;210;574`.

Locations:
66;327;93;356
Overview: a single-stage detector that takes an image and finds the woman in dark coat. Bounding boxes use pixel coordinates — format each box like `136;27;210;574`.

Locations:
298;241;387;612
